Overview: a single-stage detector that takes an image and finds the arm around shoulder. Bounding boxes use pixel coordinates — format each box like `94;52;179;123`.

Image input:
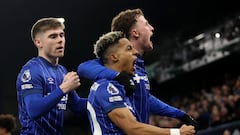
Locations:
77;59;118;80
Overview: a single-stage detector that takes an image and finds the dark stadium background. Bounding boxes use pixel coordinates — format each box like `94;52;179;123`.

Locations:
0;0;240;134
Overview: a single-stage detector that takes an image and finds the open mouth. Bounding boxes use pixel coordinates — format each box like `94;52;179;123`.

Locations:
150;33;154;42
56;46;64;52
132;59;137;71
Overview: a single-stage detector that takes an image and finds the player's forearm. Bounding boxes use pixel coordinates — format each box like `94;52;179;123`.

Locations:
149;94;185;119
68;91;87;115
124;122;171;135
77;59;118;80
109;108;172;135
25;88;64;119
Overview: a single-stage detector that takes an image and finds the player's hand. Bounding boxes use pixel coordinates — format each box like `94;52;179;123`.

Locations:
180;124;195;135
181;114;199;131
60;71;81;93
115;71;136;96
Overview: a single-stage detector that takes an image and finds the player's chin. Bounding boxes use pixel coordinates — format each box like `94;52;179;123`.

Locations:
130;67;135;75
149;41;154;49
146;44;153;51
56;53;64;58
128;70;134;76
131;69;135;75
125;68;135;76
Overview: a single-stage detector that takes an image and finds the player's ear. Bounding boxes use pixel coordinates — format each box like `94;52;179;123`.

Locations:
34;38;43;48
109;53;119;62
131;29;139;38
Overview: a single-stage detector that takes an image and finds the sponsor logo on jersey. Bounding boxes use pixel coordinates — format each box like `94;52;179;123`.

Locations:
107;83;119;95
48;77;54;84
109;96;123;102
57;95;68;110
61;95;68;102
57;103;66;110
21;69;31;82
21;84;33;90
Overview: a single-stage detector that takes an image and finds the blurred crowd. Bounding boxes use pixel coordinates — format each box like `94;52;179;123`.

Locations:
150;73;240;131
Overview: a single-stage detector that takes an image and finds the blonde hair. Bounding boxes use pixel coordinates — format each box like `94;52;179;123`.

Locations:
94;31;125;63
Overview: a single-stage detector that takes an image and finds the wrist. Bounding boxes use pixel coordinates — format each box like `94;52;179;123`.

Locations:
170;128;180;135
59;84;68;93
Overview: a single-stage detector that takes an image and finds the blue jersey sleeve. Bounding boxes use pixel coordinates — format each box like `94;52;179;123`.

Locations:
24;88;65;119
149;94;186;119
68;91;87;116
77;59;118;80
96;82;126;113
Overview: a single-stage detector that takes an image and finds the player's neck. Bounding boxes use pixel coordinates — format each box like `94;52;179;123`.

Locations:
39;55;59;66
105;63;122;73
130;41;144;56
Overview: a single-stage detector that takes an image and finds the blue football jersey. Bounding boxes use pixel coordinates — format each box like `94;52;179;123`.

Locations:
16;56;69;135
87;79;137;135
78;55;185;124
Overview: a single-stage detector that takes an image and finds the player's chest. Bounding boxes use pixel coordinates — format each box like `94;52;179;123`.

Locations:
43;68;65;91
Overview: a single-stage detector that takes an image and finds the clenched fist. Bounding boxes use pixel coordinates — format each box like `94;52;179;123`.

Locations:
60;71;81;93
180;124;195;135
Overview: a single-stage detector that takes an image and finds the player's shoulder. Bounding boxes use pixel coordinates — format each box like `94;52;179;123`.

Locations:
16;58;41;85
22;57;41;69
18;57;43;79
96;79;120;87
91;80;122;96
95;79;122;91
19;57;38;71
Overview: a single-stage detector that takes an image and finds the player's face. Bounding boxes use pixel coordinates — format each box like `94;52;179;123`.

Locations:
36;28;65;59
134;15;154;53
116;38;138;75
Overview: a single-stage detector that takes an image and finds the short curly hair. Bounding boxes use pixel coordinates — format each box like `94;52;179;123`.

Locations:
94;31;125;63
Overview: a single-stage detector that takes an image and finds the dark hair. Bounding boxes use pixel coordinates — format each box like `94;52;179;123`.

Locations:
94;31;125;63
111;8;144;38
0;114;16;132
31;17;65;41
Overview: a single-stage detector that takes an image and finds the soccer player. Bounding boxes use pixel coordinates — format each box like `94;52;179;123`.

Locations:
87;31;195;135
78;8;198;129
16;17;87;135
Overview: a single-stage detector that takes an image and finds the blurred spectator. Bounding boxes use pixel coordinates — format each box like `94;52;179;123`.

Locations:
232;128;240;135
0;114;16;135
223;129;231;135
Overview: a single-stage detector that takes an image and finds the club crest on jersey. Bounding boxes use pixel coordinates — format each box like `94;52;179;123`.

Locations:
21;69;31;82
107;83;119;95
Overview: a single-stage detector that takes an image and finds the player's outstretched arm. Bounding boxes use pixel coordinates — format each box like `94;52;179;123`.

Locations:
108;107;196;135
